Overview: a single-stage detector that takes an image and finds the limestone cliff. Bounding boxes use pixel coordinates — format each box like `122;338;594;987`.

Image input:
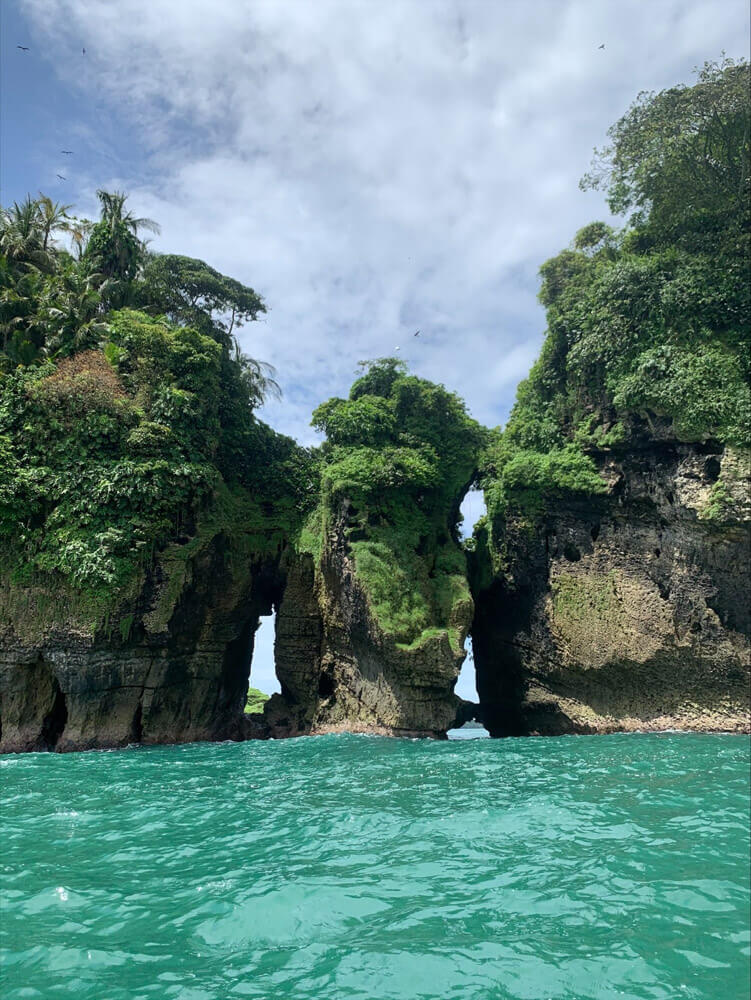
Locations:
470;438;750;735
0;495;472;751
0;525;286;752
263;502;472;739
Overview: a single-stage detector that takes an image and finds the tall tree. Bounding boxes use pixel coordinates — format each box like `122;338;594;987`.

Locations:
137;253;265;345
36;196;73;253
581;57;750;233
83;190;160;301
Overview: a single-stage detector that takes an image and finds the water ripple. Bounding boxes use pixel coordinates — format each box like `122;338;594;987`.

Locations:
1;733;749;999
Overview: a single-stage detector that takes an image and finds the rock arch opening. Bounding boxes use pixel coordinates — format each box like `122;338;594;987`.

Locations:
235;554;326;739
459;488;486;540
455;636;478;703
450;635;490;737
250;612;281;695
453;488;494;735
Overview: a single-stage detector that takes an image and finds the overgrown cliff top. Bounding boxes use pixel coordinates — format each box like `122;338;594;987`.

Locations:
1;57;748;628
479;57;750;523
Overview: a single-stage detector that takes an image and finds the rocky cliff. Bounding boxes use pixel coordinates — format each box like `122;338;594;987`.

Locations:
2;435;748;751
264;502;472;739
0;353;479;752
0;525;286;752
0;497;472;752
470;438;750;735
248;357;483;741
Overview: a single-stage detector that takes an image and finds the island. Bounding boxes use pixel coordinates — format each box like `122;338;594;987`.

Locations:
1;59;748;751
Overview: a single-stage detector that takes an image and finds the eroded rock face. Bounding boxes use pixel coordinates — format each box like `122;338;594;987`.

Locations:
9;437;743;751
0;536;286;752
471;442;751;735
0;503;471;750
262;510;471;739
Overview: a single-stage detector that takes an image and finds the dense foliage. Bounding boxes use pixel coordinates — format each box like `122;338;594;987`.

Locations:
0;190;479;647
0;192;311;619
310;359;485;645
244;687;270;714
2;57;747;644
481;58;750;522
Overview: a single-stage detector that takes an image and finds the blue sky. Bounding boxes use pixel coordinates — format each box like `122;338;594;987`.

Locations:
4;0;748;697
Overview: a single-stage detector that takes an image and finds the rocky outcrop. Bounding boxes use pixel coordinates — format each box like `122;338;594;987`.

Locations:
0;502;472;751
0;533;286;752
5;433;746;752
1;353;479;750
261;507;472;738
470;440;751;735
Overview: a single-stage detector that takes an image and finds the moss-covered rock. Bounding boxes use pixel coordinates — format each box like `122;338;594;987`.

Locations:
470;441;751;735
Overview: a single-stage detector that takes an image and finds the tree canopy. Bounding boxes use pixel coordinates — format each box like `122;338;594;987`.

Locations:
137;253;265;345
480;58;751;527
309;359;485;645
581;57;750;232
312;358;485;507
0;191;307;619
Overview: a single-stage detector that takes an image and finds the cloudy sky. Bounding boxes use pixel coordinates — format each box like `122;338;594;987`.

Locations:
3;0;747;696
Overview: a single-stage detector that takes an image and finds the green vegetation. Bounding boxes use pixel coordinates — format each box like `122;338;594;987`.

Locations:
244;687;270;714
0;193;477;650
310;359;485;646
551;571;619;624
480;58;750;525
2;58;747;652
0;191;312;633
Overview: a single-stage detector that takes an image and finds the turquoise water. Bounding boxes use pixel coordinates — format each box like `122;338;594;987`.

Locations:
1;733;749;1000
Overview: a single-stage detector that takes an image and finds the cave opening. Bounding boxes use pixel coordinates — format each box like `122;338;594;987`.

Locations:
704;456;721;483
453;488;490;738
469;571;533;739
450;635;490;739
248;611;281;700
129;701;143;744
40;677;68;750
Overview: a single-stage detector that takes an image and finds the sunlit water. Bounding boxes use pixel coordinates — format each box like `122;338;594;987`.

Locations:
1;733;749;1000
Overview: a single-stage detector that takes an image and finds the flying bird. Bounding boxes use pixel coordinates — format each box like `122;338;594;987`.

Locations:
82;48;86;55
56;174;66;181
17;45;30;51
61;150;73;155
598;43;605;49
413;330;420;337
394;346;401;352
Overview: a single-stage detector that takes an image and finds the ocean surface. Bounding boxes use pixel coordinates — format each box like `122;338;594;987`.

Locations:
1;732;749;1000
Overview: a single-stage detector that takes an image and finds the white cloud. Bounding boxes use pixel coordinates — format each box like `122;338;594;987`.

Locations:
25;0;750;442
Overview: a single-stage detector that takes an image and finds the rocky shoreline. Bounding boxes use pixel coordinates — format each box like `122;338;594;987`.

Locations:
2;437;748;752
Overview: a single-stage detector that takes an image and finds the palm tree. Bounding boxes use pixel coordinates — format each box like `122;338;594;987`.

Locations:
84;190;160;289
36;196;73;252
95;190;160;239
0;198;50;271
40;264;112;356
66;216;95;260
0;259;46;362
232;339;281;407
